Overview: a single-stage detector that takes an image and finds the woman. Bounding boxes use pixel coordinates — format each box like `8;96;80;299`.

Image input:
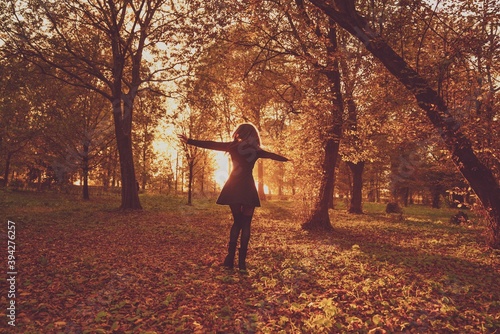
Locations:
178;123;288;271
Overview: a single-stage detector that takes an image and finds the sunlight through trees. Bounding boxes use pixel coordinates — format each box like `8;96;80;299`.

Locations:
1;0;498;246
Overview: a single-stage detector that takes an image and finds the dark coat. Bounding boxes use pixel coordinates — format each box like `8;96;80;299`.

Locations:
187;139;288;207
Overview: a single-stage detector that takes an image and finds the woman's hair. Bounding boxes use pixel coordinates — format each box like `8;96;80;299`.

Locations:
232;123;261;146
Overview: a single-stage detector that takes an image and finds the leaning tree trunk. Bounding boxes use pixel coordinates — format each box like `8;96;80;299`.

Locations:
309;0;500;248
112;94;142;210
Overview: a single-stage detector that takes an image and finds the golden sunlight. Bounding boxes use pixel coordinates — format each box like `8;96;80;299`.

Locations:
151;123;270;194
213;151;230;189
212;152;269;194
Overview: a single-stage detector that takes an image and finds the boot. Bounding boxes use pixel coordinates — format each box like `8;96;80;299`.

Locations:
222;242;237;269
238;247;248;271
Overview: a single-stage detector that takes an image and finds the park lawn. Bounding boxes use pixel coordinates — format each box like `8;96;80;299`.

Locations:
1;190;499;333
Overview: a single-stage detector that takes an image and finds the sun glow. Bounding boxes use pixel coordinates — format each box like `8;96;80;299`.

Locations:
150;121;270;194
211;152;270;195
213;151;230;189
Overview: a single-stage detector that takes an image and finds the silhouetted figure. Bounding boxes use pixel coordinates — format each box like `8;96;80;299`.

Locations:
179;123;288;271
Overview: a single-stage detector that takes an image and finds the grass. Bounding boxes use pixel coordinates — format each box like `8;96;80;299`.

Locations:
0;189;499;333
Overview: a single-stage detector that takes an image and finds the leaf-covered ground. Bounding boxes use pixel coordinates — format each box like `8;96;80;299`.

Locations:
1;191;499;333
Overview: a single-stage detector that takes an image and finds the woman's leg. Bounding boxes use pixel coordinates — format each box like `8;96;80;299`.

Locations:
238;205;255;271
223;204;244;268
239;205;254;250
228;204;244;243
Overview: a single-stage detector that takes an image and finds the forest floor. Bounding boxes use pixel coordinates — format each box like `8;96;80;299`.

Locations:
1;190;499;333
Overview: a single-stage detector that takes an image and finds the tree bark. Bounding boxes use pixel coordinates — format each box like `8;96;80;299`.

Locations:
112;96;142;210
3;152;13;187
82;142;90;200
302;136;338;231
201;164;205;195
278;163;284;197
348;161;364;214
309;0;500;248
187;160;194;205
402;187;410;207
342;52;364;214
431;187;441;209
142;138;148;191
303;20;343;231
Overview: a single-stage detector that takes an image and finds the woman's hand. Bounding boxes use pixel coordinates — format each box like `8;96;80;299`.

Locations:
177;134;189;144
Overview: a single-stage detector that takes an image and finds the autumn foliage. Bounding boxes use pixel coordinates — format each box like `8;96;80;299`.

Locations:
1;1;499;330
1;191;499;333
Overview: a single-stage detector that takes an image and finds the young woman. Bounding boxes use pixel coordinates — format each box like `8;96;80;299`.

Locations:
178;123;288;271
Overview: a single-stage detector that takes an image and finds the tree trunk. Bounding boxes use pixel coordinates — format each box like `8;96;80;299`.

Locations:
303;19;343;231
402;187;410;207
142;141;147;191
3;152;13;187
431;187;441;209
309;0;500;247
201;165;205;195
278;163;284;197
82;142;90;200
102;155;110;192
368;175;379;202
328;171;336;209
37;169;42;191
342;51;364;214
111;149;118;189
302;137;338;231
112;97;142;210
347;161;364;214
187;160;194;205
175;153;179;194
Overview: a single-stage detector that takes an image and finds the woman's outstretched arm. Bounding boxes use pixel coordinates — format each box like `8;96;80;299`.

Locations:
178;134;231;152
259;149;289;162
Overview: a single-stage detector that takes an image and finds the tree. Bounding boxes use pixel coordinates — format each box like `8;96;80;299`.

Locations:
307;0;500;248
180;25;296;201
337;30;370;214
2;0;209;209
300;19;343;231
236;1;346;230
133;92;164;191
0;54;44;187
42;85;114;199
174;43;237;204
176;105;220;205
